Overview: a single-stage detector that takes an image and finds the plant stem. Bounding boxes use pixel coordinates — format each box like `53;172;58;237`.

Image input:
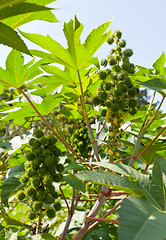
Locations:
129;95;165;167
36;208;42;234
86;216;118;224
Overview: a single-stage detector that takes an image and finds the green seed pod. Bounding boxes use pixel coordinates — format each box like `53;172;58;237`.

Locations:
44;156;54;166
122;62;130;71
101;109;107;117
104;82;112;91
46;208;55;219
107;37;114;45
26;186;36;196
53;148;61;157
99;71;107;80
93;96;101;105
111;103;120;112
105;69;111;75
105;101;111;108
33;140;41;149
128;99;137;108
119;39;126;48
32;147;42;156
129;107;137;115
20;173;29;184
33;201;42;211
54;173;63;182
44;194;55;204
109;58;117;66
48;135;57;145
26;152;35;161
26;168;36;178
42;148;51;157
113;65;121;73
99;91;107;100
34;129;44;138
17;190;26;201
31;178;41;189
46;184;56;195
115;30;122;39
29;138;36;146
53;201;61;211
56;164;64;173
101;59;108;67
123;48;133;57
36;189;45;201
117;73;126;80
43;175;53;186
28;211;37;220
124;77;133;88
31;159;41;170
128;88;137;97
40;136;48;146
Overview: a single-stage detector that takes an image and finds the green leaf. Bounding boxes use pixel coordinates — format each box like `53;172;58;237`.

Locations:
64;162;88;173
83;223;113;240
0;164;24;206
19;17;111;70
31;233;57;240
76;171;145;197
118;196;166;240
137;77;166;91
0;49;43;88
0;2;52;21
63;173;86;193
153;52;166;74
0;23;30;55
2;0;58;29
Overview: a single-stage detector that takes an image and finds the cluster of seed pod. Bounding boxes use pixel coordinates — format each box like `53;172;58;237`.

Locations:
17;129;63;220
93;30;139;161
72;123;92;159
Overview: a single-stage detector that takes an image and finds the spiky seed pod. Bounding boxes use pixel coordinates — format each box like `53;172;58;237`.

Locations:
53;201;61;211
101;59;108;67
46;208;55;219
48;135;57;145
44;194;55;204
33;201;42;211
56;164;64;173
42;148;51;157
43;175;53;186
93;96;101;105
104;82;112;91
20;174;29;184
29;138;36;146
28;211;37;220
115;30;122;39
26;186;36;196
109;58;117;66
40;136;48;146
53;148;61;157
123;48;133;57
34;129;44;138
54;173;63;182
107;37;114;45
17;190;26;201
99;71;107;80
31;178;41;189
119;39;126;48
26;152;35;161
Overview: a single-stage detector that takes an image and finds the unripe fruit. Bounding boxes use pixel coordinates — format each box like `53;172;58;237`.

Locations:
53;201;61;211
46;208;55;219
99;71;107;80
48;135;57;145
101;109;107;117
101;59;108;67
26;186;36;196
54;173;63;182
34;129;44;138
93;96;101;105
119;39;126;48
123;48;133;57
29;138;36;146
115;30;122;39
28;211;37;220
111;103;120;112
128;99;137;108
17;190;26;201
32;147;42;156
53;148;61;157
99;92;107;100
105;69;111;75
33;201;42;211
107;37;114;45
56;164;64;173
31;178;40;189
20;174;29;184
44;194;55;204
40;136;48;146
109;58;117;65
26;152;35;161
129;107;137;115
43;175;53;186
128;88;137;97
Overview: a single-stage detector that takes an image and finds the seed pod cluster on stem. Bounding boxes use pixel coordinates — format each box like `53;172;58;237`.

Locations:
93;30;139;161
17;129;63;220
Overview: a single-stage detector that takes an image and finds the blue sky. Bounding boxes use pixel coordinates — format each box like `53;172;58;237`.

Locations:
1;0;166;110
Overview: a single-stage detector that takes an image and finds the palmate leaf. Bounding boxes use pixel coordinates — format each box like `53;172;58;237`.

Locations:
0;2;52;21
0;22;31;55
153;52;166;75
118;196;166;240
76;171;145;197
0;49;43;88
2;0;58;29
19;16;111;71
118;156;166;240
